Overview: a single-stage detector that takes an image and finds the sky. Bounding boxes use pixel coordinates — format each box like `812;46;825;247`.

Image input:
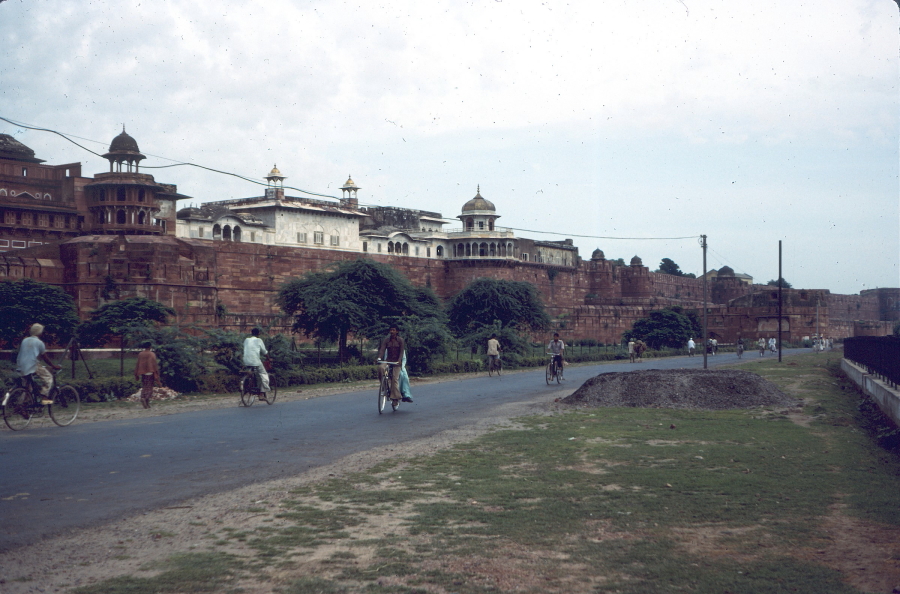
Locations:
1;0;897;295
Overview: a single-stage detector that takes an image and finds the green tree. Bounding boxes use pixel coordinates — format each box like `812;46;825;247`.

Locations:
623;308;695;350
278;259;447;362
767;278;793;288
655;258;696;278
78;297;176;347
0;278;79;347
446;278;550;337
398;314;453;373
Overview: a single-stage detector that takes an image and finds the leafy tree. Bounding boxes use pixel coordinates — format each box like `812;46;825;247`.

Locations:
655;258;696;278
623;308;695;350
79;297;175;347
767;278;793;288
446;278;550;337
278;259;447;361
398;315;454;373
667;306;703;340
0;278;79;347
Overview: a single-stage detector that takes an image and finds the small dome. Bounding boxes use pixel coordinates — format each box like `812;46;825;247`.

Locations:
342;175;357;188
461;186;496;213
630;255;643;266
109;128;141;154
268;165;283;177
591;248;605;261
718;265;735;277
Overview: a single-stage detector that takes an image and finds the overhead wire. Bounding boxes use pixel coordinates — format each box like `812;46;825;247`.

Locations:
1;115;702;243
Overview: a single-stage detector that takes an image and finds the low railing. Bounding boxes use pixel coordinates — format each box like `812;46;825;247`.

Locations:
843;336;900;388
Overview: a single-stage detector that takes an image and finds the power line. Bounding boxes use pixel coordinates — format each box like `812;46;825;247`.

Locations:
1;116;701;244
0;116;341;200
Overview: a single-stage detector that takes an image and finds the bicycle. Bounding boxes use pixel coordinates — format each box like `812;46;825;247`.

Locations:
377;361;401;414
545;353;563;385
240;366;277;407
2;369;81;431
487;355;502;377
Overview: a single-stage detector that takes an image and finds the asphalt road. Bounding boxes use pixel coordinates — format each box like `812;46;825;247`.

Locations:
0;349;805;551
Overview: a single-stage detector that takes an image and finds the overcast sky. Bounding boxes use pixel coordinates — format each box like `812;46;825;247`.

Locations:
1;0;897;295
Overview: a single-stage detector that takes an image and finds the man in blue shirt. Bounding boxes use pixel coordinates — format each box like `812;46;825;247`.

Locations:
17;323;62;404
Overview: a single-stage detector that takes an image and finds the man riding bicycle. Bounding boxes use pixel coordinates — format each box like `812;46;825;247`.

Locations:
377;325;413;403
242;328;270;402
547;333;566;375
17;323;62;404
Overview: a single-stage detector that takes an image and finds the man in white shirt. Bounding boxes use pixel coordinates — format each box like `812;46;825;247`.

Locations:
242;328;270;399
548;333;566;372
687;338;695;357
486;333;501;372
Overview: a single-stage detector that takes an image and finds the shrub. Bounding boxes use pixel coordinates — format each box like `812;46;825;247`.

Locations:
66;377;141;403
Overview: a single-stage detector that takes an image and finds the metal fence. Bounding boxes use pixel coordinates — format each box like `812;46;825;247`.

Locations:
843;336;900;389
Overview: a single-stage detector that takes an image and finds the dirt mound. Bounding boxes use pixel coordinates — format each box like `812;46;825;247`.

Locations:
561;368;798;410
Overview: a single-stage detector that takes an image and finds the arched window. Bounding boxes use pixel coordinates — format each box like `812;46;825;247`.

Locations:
402;243;409;255
479;242;487;257
488;220;494;231
233;226;242;242
117;187;126;201
387;242;394;253
0;189;6;196
223;225;232;241
116;210;126;224
436;246;444;257
137;211;146;225
213;224;221;239
489;243;496;257
465;243;471;257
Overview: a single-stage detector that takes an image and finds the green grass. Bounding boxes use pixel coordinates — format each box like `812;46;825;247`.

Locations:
71;552;242;594
78;351;900;593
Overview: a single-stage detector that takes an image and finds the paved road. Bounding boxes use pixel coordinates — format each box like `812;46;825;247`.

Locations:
0;349;806;551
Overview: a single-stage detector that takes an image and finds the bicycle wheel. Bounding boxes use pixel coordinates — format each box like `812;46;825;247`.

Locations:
545;363;553;385
49;385;80;427
497;359;501;376
556;364;563;384
488;359;494;377
266;375;277;405
240;376;256;407
378;375;389;414
3;387;34;431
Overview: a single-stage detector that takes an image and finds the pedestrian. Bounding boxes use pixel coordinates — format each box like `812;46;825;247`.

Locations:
628;339;635;363
687;337;695;357
134;340;163;409
16;323;61;404
711;337;718;355
758;337;766;356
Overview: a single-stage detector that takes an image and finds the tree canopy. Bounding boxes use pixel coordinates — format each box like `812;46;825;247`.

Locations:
623;307;695;350
767;278;793;288
0;279;79;347
78;297;175;347
655;258;696;278
277;259;445;361
446;278;549;337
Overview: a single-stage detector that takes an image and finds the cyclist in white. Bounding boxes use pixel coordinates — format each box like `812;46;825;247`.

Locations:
242;328;270;401
547;333;566;373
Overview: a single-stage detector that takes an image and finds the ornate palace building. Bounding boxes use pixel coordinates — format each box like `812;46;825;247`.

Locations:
0;129;896;343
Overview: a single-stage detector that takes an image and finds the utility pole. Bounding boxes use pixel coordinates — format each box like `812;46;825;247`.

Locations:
702;234;708;370
778;240;783;363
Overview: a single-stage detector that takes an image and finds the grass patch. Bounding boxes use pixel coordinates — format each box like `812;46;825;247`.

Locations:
71;552;242;594
84;351;900;592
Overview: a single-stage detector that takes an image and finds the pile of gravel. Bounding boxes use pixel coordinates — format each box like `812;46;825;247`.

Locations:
561;369;799;410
